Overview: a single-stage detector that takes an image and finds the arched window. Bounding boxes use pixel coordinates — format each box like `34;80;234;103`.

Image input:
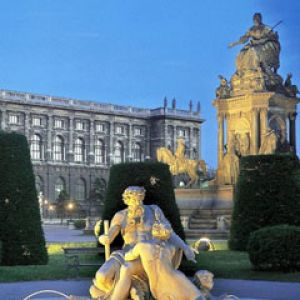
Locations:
75;178;86;201
54;177;65;201
114;141;124;164
53;136;65;161
74;138;85;162
133;143;142;162
30;134;43;160
95;139;105;164
35;175;44;195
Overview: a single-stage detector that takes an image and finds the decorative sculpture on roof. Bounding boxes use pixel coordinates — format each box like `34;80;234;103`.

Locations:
284;73;299;97
216;75;231;99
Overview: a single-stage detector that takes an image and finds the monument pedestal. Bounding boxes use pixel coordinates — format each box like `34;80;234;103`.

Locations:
175;186;234;239
213;92;299;185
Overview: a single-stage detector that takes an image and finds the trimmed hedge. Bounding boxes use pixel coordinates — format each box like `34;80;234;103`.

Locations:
101;161;185;247
74;219;86;230
248;225;300;272
0;132;48;265
229;154;300;251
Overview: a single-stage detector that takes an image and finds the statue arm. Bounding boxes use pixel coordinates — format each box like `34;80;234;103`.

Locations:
229;31;250;48
153;205;196;262
124;244;140;261
99;212;123;245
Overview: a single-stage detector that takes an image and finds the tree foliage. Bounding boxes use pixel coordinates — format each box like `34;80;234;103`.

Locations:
248;225;300;272
229;154;300;251
0;132;48;265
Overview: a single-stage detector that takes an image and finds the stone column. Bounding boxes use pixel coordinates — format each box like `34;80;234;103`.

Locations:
173;125;177;151
164;121;168;147
24;112;30;139
217;113;224;166
289;112;297;153
128;123;132;161
260;109;268;150
68;117;74;162
88;119;95;164
251;109;259;154
1;109;6;130
145;125;151;160
109;121;114;165
46;115;53;161
198;125;201;159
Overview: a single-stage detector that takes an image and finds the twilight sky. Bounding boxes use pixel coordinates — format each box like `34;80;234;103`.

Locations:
0;0;299;167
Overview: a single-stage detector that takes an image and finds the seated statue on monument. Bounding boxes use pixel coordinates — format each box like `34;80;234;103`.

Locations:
228;13;284;95
90;186;206;300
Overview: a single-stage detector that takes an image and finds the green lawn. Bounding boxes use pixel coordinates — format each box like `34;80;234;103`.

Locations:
0;242;300;283
0;242;102;282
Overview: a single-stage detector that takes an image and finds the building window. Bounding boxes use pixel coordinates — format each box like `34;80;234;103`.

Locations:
134;127;142;136
53;136;65;161
95;123;105;132
30;134;43;160
75;120;85;131
75;178;86;201
9;114;20;125
74;138;85;162
193;148;198;159
115;125;124;135
95;139;105;164
133;143;142;162
55;177;66;201
32;116;42;127
54;119;65;129
178;128;187;137
114;141;124;163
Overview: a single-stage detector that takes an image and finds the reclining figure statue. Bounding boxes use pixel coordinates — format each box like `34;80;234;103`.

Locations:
89;186;205;300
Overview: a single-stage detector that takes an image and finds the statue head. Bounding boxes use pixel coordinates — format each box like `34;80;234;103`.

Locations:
122;186;145;207
194;270;214;291
253;13;262;26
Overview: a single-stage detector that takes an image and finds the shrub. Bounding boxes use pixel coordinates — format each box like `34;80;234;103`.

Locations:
229;154;300;250
247;225;300;272
101;161;185;247
0;132;48;265
74;219;86;230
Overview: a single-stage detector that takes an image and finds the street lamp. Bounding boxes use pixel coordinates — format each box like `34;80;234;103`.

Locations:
67;202;75;221
38;192;44;220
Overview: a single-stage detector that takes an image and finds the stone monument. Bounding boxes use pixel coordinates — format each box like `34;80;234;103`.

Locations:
156;138;207;187
89;186;212;300
214;12;299;185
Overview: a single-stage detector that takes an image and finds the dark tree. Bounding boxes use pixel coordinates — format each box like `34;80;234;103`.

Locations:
86;178;106;217
0;132;48;265
229;154;300;251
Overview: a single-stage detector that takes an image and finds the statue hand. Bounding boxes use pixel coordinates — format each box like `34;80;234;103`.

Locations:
183;246;197;263
228;42;239;49
99;234;110;246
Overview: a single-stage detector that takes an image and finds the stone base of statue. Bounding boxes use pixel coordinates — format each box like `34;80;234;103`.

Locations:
213;91;299;187
175;186;234;240
230;68;284;97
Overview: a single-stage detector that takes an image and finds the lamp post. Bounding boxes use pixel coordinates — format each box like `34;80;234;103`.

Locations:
38;192;44;221
67;202;74;221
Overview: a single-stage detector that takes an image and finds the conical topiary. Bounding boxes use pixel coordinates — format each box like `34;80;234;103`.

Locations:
101;161;185;247
0;132;48;265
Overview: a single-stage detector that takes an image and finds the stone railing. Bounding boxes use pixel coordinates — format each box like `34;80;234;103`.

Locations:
0;89;202;121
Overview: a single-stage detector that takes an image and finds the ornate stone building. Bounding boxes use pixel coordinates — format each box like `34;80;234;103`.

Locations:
0;89;203;214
